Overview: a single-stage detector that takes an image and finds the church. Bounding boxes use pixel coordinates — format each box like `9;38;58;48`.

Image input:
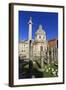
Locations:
19;17;58;66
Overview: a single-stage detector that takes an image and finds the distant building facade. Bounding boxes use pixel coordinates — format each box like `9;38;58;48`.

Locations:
19;17;58;65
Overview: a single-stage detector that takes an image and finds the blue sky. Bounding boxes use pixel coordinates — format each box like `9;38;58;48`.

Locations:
19;11;58;41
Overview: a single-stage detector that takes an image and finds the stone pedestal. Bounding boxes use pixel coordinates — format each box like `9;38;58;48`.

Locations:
29;40;33;78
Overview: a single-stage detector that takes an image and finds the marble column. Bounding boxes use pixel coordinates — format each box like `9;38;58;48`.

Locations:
28;17;33;41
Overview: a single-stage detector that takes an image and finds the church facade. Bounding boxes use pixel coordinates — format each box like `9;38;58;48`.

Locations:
19;17;58;65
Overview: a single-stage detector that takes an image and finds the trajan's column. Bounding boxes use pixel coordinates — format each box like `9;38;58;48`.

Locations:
28;17;33;40
28;17;33;77
28;17;33;60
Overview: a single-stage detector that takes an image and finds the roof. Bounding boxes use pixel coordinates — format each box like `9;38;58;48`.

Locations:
19;40;34;44
19;40;29;44
48;39;58;47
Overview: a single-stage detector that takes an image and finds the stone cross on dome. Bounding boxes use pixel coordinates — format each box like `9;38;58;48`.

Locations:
39;24;43;29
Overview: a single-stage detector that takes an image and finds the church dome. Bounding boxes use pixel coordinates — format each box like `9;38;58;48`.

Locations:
35;25;46;42
35;25;45;35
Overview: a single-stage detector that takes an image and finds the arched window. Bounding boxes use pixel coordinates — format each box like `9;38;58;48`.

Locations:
39;35;41;39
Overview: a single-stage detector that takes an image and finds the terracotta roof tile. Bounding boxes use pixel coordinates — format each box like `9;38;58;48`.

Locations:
48;39;58;47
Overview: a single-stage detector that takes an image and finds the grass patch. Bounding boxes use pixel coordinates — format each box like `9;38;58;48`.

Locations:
19;60;58;79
